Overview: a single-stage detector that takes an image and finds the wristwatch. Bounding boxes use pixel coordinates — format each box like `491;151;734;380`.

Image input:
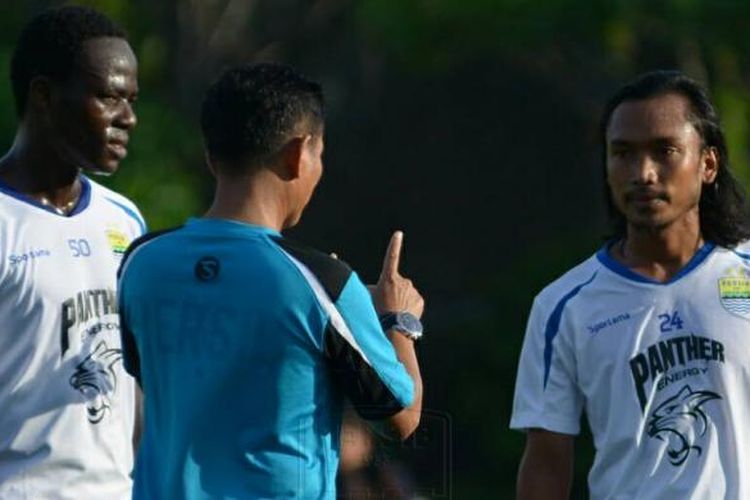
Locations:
379;312;423;341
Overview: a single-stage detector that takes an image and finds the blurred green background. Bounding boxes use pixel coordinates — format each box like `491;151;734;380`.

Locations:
4;1;750;498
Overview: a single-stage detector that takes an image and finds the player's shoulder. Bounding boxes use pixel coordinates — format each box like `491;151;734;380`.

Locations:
86;177;147;233
0;189;15;220
533;250;603;312
269;235;353;302
86;176;138;210
118;226;184;279
724;239;750;259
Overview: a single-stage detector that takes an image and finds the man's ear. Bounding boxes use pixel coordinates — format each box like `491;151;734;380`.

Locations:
27;76;54;115
280;136;308;180
702;146;719;184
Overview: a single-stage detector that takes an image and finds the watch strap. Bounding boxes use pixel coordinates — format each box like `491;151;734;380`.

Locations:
378;312;423;341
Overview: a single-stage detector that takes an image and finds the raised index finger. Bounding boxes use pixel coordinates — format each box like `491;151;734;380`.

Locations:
381;230;403;278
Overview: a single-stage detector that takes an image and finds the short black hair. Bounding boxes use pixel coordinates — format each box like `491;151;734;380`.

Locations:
11;5;126;117
200;62;324;171
600;70;750;247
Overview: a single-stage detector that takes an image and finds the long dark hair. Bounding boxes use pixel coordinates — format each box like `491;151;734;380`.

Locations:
600;70;750;247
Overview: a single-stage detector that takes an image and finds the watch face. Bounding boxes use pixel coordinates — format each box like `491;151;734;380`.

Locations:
398;313;423;334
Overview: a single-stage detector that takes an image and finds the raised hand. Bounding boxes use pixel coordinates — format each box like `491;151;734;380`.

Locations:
372;231;424;318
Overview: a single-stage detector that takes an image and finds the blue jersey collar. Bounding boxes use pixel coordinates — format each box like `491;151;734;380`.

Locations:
0;174;92;217
596;239;716;285
186;217;282;237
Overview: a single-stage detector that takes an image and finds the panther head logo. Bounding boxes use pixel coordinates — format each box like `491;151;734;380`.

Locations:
69;341;123;423
647;384;721;466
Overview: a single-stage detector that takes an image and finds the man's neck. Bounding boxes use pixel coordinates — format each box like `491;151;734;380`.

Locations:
204;171;290;232
0;130;82;211
614;213;705;282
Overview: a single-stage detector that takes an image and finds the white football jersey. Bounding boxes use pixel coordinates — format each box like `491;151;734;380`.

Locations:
511;241;750;499
0;176;145;499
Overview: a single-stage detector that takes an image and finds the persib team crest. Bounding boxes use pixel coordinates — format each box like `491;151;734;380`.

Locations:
718;267;750;318
105;229;130;258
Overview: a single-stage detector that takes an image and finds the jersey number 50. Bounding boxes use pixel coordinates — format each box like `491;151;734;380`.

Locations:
68;238;91;257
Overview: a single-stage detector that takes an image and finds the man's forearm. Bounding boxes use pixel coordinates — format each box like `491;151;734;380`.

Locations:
385;331;423;440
